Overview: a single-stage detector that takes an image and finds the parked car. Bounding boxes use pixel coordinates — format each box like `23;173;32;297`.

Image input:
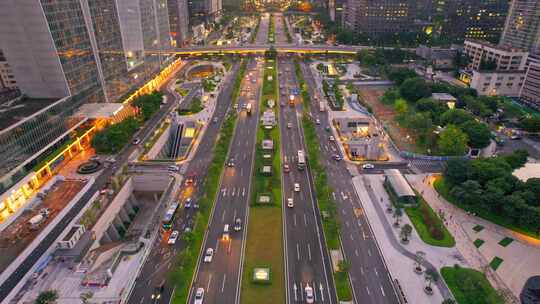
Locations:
168;230;179;245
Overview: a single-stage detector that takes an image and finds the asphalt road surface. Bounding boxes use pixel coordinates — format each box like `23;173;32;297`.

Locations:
300;62;400;304
278;58;337;304
255;14;270;44
127;62;241;304
187;58;263;304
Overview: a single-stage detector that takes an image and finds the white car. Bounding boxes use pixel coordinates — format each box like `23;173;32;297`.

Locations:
287;122;293;129
329;135;335;142
287;197;294;208
315;119;321;125
294;183;300;192
203;248;214;263
194;287;204;304
168;230;179;245
305;284;314;304
362;163;375;169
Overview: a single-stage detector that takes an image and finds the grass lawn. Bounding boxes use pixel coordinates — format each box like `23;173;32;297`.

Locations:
473;239;485;248
334;271;352;301
489;257;504;270
434;177;540;240
473;225;485;233
498;237;513;247
402;195;455;247
241;208;285;304
441;265;504;304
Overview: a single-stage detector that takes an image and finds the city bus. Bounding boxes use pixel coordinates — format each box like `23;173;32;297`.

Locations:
162;201;180;229
297;150;306;170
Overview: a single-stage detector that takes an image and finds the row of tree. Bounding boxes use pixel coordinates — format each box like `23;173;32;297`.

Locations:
443;151;540;233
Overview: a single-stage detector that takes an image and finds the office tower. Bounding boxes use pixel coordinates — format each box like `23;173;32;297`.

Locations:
436;0;509;43
520;62;540;108
343;0;414;35
0;0;171;200
500;0;540;54
168;0;191;47
0;50;17;90
189;0;222;25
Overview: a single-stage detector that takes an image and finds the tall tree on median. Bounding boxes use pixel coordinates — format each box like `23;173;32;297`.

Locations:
399;77;432;103
437;125;469;156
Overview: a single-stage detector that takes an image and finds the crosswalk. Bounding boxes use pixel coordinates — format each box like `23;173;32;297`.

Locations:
291;281;326;303
220;187;247;197
409;159;446;173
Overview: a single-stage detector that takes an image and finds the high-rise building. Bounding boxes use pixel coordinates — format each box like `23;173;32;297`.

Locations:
0;0;172;200
188;0;222;25
0;50;17;90
500;0;540;54
168;0;191;47
520;61;540;109
343;0;414;35
417;0;508;44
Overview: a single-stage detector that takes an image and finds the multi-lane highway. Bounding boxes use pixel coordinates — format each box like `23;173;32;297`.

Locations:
187;58;263;304
300;62;400;304
278;58;337;304
127;62;241;304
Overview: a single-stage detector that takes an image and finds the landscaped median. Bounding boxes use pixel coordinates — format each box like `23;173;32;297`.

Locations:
241;57;285;304
168;60;247;304
268;14;276;44
282;16;292;43
295;61;353;301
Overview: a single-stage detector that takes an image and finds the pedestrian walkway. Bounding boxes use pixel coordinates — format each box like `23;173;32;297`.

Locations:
351;175;455;303
409;174;535;302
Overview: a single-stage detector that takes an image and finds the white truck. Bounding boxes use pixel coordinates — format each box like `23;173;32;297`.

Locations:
319;101;326;112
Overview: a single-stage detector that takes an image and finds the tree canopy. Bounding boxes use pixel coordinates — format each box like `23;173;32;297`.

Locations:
437;125;469;156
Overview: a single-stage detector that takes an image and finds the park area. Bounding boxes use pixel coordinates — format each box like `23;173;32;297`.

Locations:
441;265;503;304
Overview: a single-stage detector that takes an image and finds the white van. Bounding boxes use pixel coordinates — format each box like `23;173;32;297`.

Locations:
222;224;230;241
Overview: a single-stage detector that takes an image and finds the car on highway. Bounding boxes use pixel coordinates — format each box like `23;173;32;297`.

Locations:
333;154;342;161
234;218;242;231
213;117;218;123
287;197;294;208
184;198;192;209
362;163;375;169
168;230;179;245
315;118;320;125
329;135;335;142
203;248;214;263
194;288;204;304
283;163;290;173
132;138;141;145
227;158;235;167
168;165;179;172
151;285;164;302
287;122;292;129
185;177;194;185
325;126;331;132
305;284;314;304
294;183;300;192
233;103;238;110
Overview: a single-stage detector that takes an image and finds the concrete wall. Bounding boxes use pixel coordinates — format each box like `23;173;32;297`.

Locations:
146;124;171;159
91;178;134;246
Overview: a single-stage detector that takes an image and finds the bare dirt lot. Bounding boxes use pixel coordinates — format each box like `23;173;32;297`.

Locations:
0;179;86;273
359;87;419;152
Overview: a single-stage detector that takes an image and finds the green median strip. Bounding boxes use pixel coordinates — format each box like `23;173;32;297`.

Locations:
169;60;247;304
295;60;352;302
268;14;276;44
241;57;285;304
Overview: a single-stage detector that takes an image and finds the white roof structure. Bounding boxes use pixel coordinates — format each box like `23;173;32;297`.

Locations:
431;93;457;102
384;169;415;197
76;103;125;119
513;162;540;181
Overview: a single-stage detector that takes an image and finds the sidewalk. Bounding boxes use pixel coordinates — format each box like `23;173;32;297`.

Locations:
409;174;536;301
351;175;455;303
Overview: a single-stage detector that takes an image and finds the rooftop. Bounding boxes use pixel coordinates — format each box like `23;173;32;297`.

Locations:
384;169;415;197
432;93;457;101
465;39;528;54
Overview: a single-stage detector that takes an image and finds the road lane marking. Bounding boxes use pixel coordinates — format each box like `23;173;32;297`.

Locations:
366;286;371;295
293;213;297;226
296;243;300;260
355;249;359;257
362;231;366;240
139;297;144;304
350;234;354;241
207;274;213;290
215;239;220;253
368;248;372;256
242;187;246;196
345;221;349;227
221;210;226;222
307;243;312;261
313;282;317;301
374;268;379;277
319;282;325;302
221;274;227;293
381;286;386;296
303;213;307;226
232;187;236;196
360;266;364;275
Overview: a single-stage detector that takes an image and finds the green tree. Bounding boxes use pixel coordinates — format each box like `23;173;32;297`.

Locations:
461;120;491;149
464;96;492;117
381;89;400;105
521;117;540;133
437;125;469;155
400;224;413;242
337;259;352;272
440;109;474;126
524;178;540;205
387;68;417;86
35;290;58;304
399;77;431;102
394;98;409;115
503;149;529;169
445;158;471;185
